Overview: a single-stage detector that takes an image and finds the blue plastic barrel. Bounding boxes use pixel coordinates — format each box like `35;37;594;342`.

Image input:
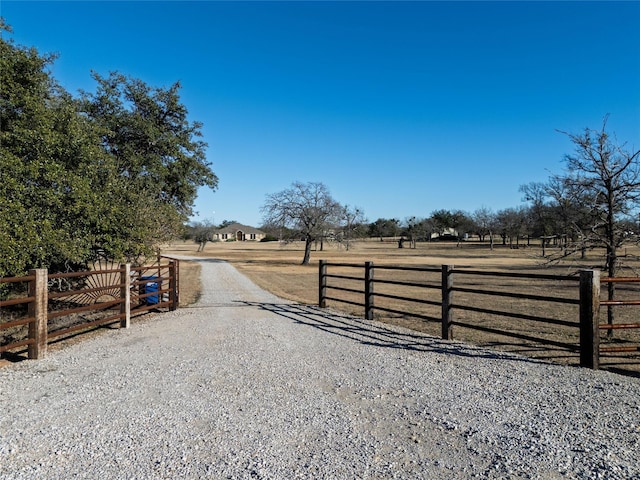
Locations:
141;276;159;305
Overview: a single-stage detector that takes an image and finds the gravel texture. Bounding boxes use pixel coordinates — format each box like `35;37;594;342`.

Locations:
1;258;639;479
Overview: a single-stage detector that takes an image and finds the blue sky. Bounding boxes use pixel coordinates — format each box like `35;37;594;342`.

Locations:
3;1;640;227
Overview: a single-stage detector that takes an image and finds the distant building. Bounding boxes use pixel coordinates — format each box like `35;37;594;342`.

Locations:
214;223;265;241
430;227;459;240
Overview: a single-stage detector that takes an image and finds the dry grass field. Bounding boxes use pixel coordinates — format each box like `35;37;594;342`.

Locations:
166;238;640;376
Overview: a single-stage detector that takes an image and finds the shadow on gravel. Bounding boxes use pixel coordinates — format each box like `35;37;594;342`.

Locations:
242;301;550;367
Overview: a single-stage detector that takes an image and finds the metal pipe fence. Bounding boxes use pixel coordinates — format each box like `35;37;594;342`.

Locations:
318;260;640;370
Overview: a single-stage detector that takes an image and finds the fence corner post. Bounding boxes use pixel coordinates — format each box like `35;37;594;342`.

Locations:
365;261;374;320
580;269;600;369
28;268;48;359
441;265;454;341
120;263;131;328
319;260;327;308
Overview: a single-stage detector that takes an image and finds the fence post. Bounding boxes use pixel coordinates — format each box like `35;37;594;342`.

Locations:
169;260;178;311
173;258;180;307
365;261;374;320
441;265;454;341
319;260;327;308
120;263;131;328
580;269;600;369
27;269;47;359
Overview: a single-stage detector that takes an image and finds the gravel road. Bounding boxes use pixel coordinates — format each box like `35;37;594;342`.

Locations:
1;258;639;479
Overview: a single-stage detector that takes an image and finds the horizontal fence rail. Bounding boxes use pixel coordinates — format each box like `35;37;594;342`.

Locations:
1;258;179;360
598;276;640;355
318;260;640;370
449;268;580;353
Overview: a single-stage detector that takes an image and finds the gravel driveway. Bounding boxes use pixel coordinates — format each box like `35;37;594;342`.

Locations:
1;259;639;479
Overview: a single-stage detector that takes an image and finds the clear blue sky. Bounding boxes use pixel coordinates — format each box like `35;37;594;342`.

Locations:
3;1;640;227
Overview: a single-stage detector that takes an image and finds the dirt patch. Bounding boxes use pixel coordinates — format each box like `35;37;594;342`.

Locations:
176;260;201;306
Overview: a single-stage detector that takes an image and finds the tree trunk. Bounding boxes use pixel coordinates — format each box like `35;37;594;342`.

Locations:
302;237;312;265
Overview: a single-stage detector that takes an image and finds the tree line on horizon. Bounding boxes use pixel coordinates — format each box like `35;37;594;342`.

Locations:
188;116;640;280
192;116;640;281
254;117;640;282
252;122;639;330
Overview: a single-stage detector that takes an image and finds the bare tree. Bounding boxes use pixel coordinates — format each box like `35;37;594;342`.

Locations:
338;205;366;251
520;182;553;254
472;207;497;249
261;182;341;265
400;217;418;248
559;117;640;333
545;174;593;259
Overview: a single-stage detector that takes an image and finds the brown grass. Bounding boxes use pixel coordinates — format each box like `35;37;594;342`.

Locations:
177;261;201;306
165;239;640;375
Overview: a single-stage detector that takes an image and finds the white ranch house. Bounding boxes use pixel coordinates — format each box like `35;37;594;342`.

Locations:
214;223;265;242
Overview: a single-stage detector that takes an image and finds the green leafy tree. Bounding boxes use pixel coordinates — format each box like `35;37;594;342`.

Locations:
1;23;218;275
191;220;217;252
79;72;218;256
429;209;470;244
368;218;400;240
0;23;100;275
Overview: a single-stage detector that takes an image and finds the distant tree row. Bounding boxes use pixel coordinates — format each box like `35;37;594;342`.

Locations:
368;118;640;277
261;118;639;282
260;120;639;331
0;22;217;277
